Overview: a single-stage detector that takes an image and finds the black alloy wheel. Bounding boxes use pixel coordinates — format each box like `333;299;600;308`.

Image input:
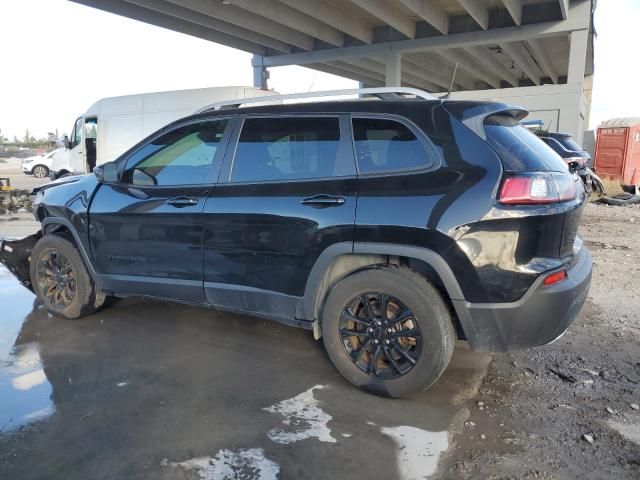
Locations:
36;249;76;307
340;292;422;379
322;266;455;397
31;234;112;319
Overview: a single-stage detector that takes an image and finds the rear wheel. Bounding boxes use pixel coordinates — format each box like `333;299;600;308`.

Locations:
322;266;455;397
30;234;109;319
31;165;49;178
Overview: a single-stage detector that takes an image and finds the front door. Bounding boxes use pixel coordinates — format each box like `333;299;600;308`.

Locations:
202;115;357;321
89;118;233;302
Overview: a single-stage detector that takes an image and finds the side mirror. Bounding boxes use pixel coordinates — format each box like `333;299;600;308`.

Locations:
63;135;70;149
94;161;118;183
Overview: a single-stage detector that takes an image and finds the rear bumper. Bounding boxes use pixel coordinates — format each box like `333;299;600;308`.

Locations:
453;245;592;352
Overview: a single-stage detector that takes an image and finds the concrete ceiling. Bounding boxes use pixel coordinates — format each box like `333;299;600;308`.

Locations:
70;0;594;92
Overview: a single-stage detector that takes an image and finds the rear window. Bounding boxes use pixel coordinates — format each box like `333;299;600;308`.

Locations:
558;136;582;152
484;115;568;172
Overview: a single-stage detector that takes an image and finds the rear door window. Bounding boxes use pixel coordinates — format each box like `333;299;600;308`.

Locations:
351;117;432;174
231;117;342;183
484;115;568;172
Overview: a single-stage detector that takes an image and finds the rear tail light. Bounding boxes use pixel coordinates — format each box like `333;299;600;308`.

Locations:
543;269;568;286
499;173;577;205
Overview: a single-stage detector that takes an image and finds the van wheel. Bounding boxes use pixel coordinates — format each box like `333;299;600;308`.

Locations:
32;165;49;178
322;266;455;398
30;234;108;319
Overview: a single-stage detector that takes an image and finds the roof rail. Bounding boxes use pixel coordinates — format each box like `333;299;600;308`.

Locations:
194;87;437;114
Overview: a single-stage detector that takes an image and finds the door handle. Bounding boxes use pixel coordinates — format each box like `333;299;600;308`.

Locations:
301;194;345;208
166;196;199;207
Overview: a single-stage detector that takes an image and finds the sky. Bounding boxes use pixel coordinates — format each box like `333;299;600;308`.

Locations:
0;0;637;140
588;0;640;128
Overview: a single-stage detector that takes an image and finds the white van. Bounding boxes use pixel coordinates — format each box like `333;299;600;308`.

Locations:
50;86;271;179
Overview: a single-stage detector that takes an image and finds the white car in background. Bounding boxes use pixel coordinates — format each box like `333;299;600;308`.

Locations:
21;148;65;178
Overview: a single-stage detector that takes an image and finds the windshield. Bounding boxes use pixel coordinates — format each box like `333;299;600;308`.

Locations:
484;115;569;172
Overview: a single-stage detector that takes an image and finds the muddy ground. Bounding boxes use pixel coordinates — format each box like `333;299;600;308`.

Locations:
440;202;640;479
0;164;638;479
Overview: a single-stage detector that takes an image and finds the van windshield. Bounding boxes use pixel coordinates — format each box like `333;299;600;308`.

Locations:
484;115;569;172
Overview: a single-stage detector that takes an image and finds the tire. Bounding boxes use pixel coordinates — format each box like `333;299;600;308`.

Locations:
31;165;49;178
598;194;640;206
322;266;455;398
30;234;109;319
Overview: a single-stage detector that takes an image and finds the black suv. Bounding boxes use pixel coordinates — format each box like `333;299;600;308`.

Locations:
534;130;592;167
0;89;592;397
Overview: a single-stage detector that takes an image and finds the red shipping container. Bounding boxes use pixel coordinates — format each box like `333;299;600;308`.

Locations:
595;118;640;188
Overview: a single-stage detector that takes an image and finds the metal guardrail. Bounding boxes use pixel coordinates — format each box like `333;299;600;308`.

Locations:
194;87;437;114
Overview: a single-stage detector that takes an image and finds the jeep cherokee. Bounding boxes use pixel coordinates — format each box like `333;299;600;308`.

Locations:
0;88;592;397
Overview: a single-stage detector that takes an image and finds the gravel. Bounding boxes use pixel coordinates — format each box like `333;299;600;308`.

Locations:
440;202;640;479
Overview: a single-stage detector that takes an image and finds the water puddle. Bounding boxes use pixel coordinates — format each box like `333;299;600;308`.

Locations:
166;448;279;480
380;425;448;480
608;417;640;446
263;385;335;444
0;266;54;433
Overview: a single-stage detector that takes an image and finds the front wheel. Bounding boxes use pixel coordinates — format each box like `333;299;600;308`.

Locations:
30;234;109;319
322;266;455;397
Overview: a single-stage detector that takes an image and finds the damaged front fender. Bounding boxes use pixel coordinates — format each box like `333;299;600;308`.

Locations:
0;232;43;292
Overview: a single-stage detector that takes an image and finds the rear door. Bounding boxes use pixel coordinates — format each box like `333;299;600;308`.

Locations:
89;117;233;302
202;114;356;321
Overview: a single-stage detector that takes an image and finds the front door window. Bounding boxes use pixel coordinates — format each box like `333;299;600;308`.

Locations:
71;117;83;149
123;120;229;186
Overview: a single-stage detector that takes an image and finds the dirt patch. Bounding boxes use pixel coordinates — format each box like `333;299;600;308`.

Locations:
599;177;626;196
440;202;640;479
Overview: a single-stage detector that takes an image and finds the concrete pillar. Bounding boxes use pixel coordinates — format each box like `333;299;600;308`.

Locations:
385;50;401;87
556;83;585;144
252;55;269;89
582;75;594;131
565;27;589;144
567;29;588;85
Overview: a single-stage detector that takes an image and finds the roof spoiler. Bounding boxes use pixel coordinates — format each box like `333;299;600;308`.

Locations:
443;101;528;140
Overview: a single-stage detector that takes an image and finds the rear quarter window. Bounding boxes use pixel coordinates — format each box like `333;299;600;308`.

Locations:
352;117;434;174
484;115;568;172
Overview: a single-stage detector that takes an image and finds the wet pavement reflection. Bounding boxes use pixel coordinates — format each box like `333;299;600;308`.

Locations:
0;265;491;480
0;268;54;432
